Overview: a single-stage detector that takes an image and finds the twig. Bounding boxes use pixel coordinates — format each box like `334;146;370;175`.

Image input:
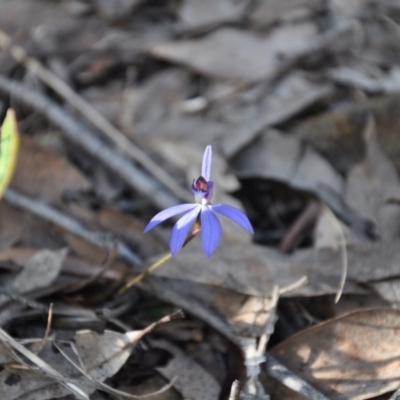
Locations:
35;303;53;355
229;380;241;400
0;29;192;203
240;288;279;399
279;201;321;253
0;327;89;399
324;205;348;303
257;286;279;355
3;188;141;265
0;75;180;210
265;355;330;400
390;387;400;400
278;276;308;296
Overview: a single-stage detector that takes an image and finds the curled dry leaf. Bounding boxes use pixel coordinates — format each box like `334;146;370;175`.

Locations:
74;329;137;381
270;308;400;400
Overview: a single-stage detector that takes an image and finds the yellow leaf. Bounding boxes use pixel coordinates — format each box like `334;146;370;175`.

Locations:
0;109;20;199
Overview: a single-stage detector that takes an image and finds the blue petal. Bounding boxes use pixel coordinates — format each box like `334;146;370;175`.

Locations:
210;204;254;233
201;145;212;181
144;204;198;233
170;206;201;256
201;207;222;257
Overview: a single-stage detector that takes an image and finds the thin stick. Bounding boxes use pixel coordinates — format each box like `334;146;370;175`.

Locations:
324;206;348;303
229;380;241;400
0;29;192;203
389;386;400;400
35;303;53;355
265;355;330;400
278;276;308;296
279;201;321;253
0;76;180;211
4;188;141;265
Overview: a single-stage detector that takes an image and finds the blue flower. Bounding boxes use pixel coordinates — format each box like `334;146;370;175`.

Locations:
144;145;254;257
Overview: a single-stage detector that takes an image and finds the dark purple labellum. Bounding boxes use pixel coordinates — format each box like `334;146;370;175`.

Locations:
193;176;208;192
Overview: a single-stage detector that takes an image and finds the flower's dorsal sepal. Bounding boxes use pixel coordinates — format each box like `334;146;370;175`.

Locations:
202;145;212;181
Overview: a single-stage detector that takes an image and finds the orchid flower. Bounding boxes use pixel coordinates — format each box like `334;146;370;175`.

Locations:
144;145;254;257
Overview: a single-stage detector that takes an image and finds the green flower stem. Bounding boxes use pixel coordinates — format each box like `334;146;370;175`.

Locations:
121;224;201;292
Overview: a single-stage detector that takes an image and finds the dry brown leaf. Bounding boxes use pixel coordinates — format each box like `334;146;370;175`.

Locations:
148;235;400;298
179;0;249;30
164;279;277;338
329;0;369;17
146;239;365;297
345;118;400;240
0;201;65;250
150;25;317;83
329;65;400;94
368;279;400;307
248;0;322;29
122;69;331;157
151;339;221;399
293;94;400;173
0;0;70;35
0;247;122;281
11;248;67;294
233;130;343;195
220;72;333;157
75;329;136;381
121;69;227;145
93;0;140;23
11;137;91;206
271;308;400;400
